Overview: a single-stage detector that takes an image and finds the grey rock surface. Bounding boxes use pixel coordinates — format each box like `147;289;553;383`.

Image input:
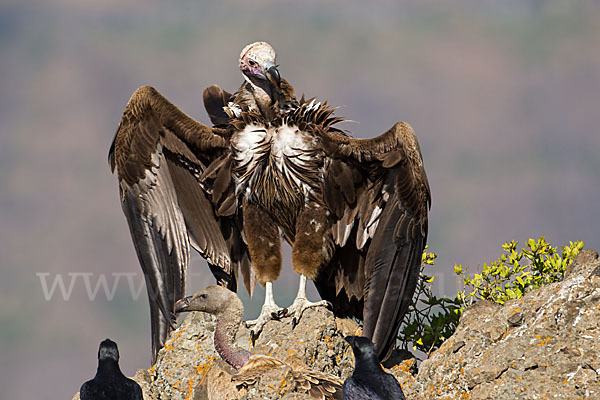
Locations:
73;249;600;399
399;249;600;399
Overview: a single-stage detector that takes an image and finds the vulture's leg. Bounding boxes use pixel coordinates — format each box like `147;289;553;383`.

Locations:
242;202;286;341
286;274;331;328
287;204;333;327
244;281;285;341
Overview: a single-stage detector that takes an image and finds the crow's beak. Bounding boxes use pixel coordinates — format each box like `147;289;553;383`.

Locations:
266;65;281;88
174;296;192;313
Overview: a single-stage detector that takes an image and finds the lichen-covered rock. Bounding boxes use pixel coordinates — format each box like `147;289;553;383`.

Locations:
73;250;600;399
402;249;600;400
72;305;364;400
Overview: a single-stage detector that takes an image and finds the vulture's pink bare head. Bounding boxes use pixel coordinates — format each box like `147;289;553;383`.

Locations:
239;42;280;88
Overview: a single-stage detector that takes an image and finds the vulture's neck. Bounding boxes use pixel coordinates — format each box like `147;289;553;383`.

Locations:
212;303;251;370
245;78;276;120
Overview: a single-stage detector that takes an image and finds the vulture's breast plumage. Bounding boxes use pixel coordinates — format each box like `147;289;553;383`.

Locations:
231;123;324;234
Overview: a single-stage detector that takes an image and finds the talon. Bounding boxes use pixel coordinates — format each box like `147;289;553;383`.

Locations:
276;308;288;318
285;297;331;328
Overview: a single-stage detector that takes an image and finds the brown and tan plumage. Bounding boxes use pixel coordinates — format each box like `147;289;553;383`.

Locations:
223;97;430;360
174;286;343;400
110;41;430;362
108;42;293;362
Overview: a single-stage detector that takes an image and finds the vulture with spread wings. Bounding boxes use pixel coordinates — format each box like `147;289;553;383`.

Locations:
109;42;430;362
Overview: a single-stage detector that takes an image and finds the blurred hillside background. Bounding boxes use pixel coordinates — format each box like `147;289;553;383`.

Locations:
1;0;599;398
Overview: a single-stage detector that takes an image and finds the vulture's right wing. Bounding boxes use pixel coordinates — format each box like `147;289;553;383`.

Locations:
203;84;234;126
109;86;253;362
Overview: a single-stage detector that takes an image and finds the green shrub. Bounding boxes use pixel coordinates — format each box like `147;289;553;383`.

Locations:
456;237;584;306
399;237;584;356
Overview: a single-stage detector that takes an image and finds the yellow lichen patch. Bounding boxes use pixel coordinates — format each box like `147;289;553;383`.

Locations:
184;376;195;400
399;361;412;373
276;372;292;395
193;356;217;386
535;335;552;347
288;349;295;355
163;344;175;352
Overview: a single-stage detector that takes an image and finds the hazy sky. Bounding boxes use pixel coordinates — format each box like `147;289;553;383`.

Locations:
2;1;599;398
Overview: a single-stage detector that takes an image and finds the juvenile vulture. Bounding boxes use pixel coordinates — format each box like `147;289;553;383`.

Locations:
109;41;430;362
80;339;144;400
175;285;343;400
343;336;405;400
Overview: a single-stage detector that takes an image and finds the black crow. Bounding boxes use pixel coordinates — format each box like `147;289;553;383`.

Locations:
80;339;143;400
343;336;406;400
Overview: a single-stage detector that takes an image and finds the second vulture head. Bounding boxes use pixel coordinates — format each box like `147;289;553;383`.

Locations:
174;285;241;316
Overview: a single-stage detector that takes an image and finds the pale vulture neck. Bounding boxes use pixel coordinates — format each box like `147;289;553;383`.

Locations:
244;76;276;120
212;300;251;370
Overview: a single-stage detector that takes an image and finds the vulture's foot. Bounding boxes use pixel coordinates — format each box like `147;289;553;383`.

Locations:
285;297;331;329
244;281;285;344
285;274;332;328
245;303;286;344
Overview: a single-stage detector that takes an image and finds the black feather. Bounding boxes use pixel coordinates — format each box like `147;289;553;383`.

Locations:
343;336;405;400
80;339;143;400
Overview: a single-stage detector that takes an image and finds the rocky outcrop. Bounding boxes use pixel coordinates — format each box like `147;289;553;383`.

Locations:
73;249;600;399
73;306;362;400
398;249;600;399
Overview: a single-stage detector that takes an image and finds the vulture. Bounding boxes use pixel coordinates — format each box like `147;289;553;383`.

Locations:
175;285;343;400
80;339;144;400
109;41;430;362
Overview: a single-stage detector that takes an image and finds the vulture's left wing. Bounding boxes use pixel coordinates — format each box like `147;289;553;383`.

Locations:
318;122;430;360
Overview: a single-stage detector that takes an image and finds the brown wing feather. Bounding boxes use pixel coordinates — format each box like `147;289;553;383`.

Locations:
109;86;252;362
203;85;234;126
317;122;430;361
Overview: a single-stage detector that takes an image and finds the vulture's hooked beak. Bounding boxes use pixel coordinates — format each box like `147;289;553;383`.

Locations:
174;296;193;313
265;65;281;88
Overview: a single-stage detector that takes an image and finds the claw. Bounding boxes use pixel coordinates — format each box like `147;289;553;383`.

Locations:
286;297;331;327
285;275;331;328
244;281;285;343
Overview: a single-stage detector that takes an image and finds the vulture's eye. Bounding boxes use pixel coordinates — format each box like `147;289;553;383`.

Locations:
199;294;207;300
248;60;257;67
